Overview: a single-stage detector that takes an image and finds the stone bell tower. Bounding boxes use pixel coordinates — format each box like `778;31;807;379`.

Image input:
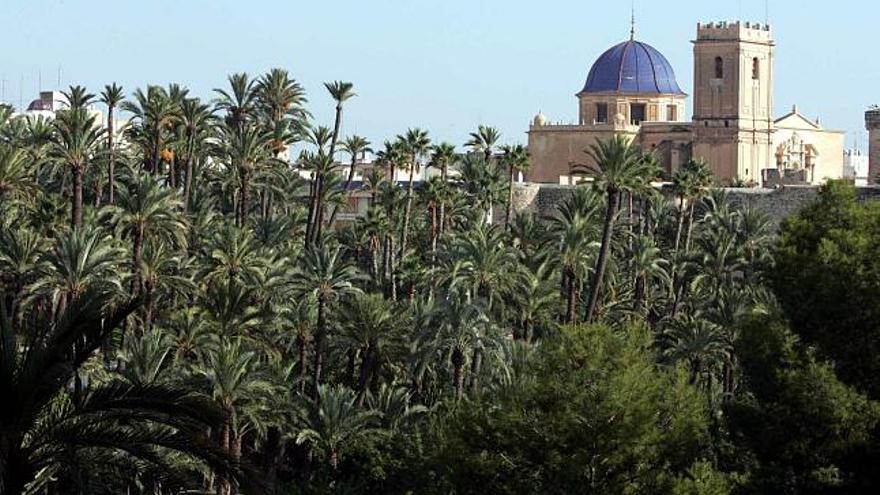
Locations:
692;22;775;185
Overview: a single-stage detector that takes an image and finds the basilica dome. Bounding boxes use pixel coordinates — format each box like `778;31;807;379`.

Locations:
581;39;685;95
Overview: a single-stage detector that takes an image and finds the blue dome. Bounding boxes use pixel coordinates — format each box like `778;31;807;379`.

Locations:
581;40;685;95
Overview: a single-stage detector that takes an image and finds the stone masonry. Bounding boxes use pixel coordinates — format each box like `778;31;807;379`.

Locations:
507;183;880;231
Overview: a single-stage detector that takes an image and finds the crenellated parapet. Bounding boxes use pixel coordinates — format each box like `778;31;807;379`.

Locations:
696;21;773;44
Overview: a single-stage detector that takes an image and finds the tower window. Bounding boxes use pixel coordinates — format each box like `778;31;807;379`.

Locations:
596;103;608;124
666;105;677;121
714;57;724;79
752;57;760;80
630;104;646;125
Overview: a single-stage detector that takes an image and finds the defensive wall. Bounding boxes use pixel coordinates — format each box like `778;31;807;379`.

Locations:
508;183;880;230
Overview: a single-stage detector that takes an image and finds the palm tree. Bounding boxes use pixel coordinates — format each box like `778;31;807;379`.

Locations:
22;115;55;172
466;125;501;162
550;207;598;324
500;144;529;226
629;235;669;316
577;136;652;323
256;68;309;127
214;72;257;130
510;263;556;341
105;170;186;298
429;142;457;232
0;289;247;495
49;91;103;229
122;85;180;176
198;222;267;287
63;85;94;109
179;97;214;213
0;227;46;334
420;175;450;265
328;135;371;226
0;146;36;206
427;293;493;400
398;128;431;263
296;384;380;470
661;313;730;397
448;223;520;313
218;123;274;225
293;244;362;395
324;81;356;159
338;293;403;403
197;338;274;495
139;241;195;332
360;206;390;287
672;159;713;255
31;225;126;314
457;153;506;225
304;150;342;244
99;83;124;204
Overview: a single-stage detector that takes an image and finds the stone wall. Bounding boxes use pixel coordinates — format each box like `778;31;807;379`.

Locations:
508;183;880;230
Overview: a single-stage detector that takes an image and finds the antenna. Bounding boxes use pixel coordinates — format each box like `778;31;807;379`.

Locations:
57;66;61;87
630;0;636;40
765;0;770;25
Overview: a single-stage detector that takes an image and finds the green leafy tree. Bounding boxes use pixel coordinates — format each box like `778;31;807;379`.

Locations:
773;181;880;398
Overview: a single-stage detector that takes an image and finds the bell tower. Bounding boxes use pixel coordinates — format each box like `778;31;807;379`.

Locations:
692;22;775;185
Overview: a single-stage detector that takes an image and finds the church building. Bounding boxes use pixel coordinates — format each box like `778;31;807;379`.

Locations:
527;21;844;186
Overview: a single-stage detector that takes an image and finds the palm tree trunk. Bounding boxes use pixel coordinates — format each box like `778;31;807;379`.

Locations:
673;195;686;254
72;164;83;229
370;235;380;288
151;137;161;176
633;274;646;315
566;268;578;324
399;159;416;262
218;419;232;495
328;156;357;226
314;180;327;241
329;104;343;158
430;202;438;266
239;170;251;226
452;347;465;401
298;331;308;394
356;342;376;406
131;227;144;297
183;137;194;214
310;104;344;243
168;156;177;188
305;177;315;243
107;106;116;204
684;201;697;253
585;189;619;323
262;426;284;489
387;235;397;301
93;177;102;207
627;193;634;250
469;347;483;395
313;295;327;398
439;163;448;232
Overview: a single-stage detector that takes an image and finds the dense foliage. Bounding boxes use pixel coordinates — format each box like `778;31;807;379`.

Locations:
0;75;877;494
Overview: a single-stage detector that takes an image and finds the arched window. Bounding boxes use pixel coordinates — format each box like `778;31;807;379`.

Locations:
752;57;760;80
714;57;724;79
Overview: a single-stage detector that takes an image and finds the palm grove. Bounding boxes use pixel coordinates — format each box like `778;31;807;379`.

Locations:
0;68;878;495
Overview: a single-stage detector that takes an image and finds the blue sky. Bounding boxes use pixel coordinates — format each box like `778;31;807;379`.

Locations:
1;0;876;150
